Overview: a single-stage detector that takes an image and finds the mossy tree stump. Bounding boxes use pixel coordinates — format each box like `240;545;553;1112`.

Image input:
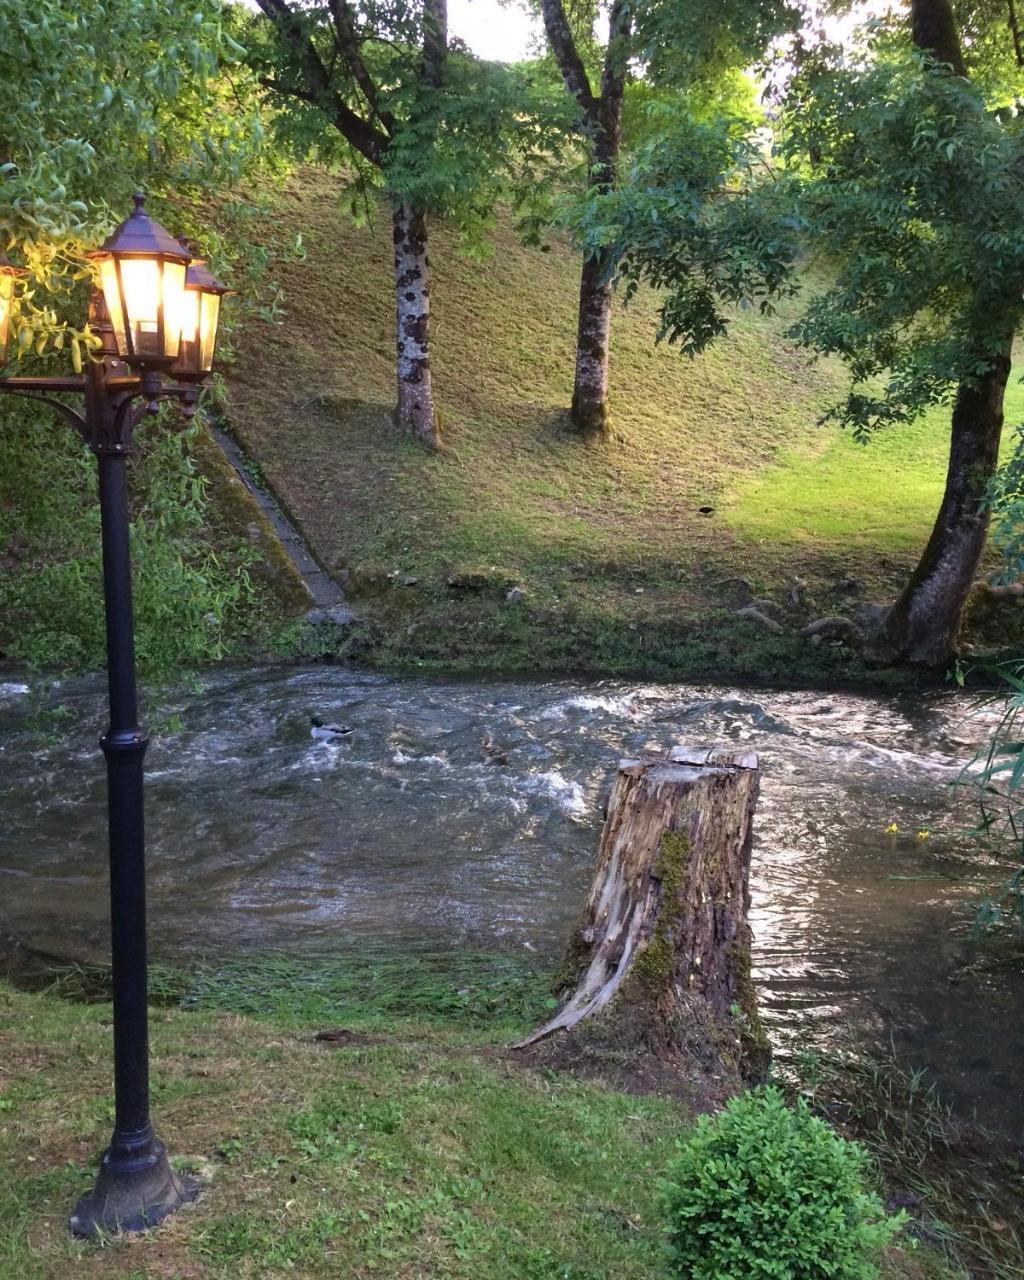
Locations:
515;747;766;1101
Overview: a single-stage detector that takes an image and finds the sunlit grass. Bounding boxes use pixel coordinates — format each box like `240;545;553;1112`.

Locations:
725;373;1024;550
222;168;1023;677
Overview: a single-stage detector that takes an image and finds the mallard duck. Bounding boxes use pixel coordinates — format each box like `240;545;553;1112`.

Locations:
481;735;509;766
311;715;353;740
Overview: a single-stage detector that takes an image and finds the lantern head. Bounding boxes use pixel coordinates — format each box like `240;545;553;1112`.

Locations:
93;194;191;371
0;257;27;358
170;255;229;383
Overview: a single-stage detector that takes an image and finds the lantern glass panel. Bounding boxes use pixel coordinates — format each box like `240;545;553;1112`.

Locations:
179;288;201;347
171;290;202;379
98;257;128;355
199;290;221;373
0;275;12;355
161;259;187;359
119;259;160;357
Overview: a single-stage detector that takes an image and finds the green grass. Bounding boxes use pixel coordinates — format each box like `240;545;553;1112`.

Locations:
220;167;1023;681
1;969;681;1280
50;946;558;1039
727;375;1024;550
0;965;971;1280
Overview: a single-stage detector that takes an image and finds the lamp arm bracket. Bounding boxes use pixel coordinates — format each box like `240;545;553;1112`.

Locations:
0;372;198;451
159;383;200;418
0;383;88;436
89;388;152;456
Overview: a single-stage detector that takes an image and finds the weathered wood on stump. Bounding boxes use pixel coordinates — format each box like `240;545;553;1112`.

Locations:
515;746;766;1101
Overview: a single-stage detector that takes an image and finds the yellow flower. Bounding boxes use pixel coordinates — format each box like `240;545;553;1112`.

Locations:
916;829;930;840
885;822;898;835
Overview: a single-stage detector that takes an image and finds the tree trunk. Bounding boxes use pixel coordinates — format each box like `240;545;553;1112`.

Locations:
566;0;629;437
879;338;1012;667
878;0;1010;667
421;0;447;87
514;747;767;1103
392;201;439;449
540;0;629;438
910;0;967;74
570;253;613;436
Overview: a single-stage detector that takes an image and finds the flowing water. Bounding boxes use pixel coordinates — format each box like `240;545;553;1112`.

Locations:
1;666;1020;1134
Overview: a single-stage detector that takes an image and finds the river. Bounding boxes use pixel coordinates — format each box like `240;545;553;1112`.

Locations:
1;666;1020;1135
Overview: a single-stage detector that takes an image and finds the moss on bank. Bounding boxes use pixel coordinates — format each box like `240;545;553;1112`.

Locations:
189;421;311;619
285;587;938;687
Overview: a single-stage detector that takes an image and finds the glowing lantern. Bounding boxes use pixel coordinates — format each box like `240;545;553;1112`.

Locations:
170;257;229;381
0;257;26;357
93;193;191;370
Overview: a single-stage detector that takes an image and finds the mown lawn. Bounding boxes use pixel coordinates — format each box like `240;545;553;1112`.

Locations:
0;956;976;1280
726;375;1024;551
1;968;677;1280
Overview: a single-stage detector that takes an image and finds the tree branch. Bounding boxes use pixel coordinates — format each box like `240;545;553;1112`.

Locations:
327;0;394;133
253;0;389;165
594;0;631;177
540;0;598;128
257;74;320;107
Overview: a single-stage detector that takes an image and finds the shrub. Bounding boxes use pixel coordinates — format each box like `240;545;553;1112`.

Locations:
661;1086;903;1280
962;657;1024;943
0;403;271;674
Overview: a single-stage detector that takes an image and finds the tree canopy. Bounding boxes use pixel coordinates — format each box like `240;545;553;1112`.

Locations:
0;0;255;353
782;39;1023;437
246;0;566;249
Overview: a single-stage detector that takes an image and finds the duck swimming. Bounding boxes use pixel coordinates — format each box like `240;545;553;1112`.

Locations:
481;734;509;766
310;716;353;740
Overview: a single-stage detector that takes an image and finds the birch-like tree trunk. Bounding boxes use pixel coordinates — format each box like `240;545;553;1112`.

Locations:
256;0;446;452
515;747;767;1102
392;201;439;450
571;237;614;436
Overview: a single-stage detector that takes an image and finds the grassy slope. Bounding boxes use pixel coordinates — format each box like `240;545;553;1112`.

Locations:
728;380;1024;551
225;168;1022;680
0;973;965;1280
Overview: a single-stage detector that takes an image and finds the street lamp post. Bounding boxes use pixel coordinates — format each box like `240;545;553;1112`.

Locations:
0;195;228;1238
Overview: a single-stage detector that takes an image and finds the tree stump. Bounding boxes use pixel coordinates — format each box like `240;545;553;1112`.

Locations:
514;747;766;1102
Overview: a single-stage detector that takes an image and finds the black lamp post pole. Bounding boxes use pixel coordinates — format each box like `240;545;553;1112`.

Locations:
0;307;198;1238
0;192;219;1236
98;426;153;1147
67;356;197;1237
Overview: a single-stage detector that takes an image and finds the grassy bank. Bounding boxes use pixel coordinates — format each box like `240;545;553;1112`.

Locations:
222;168;1024;683
0;953;1010;1280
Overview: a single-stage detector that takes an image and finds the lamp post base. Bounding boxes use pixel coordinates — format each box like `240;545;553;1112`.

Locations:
69;1128;198;1238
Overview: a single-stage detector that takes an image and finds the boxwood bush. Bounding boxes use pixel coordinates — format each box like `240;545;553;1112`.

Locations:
661;1087;903;1279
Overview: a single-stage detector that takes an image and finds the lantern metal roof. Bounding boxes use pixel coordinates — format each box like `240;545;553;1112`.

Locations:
185;258;230;295
100;193;191;261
